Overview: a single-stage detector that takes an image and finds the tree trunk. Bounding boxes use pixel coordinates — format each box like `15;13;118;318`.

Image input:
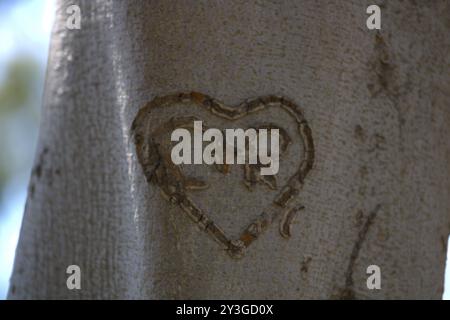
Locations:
8;0;450;299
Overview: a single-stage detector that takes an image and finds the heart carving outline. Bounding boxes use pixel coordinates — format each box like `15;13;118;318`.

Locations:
132;92;314;258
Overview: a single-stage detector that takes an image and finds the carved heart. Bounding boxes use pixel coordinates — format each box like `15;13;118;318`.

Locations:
132;92;314;258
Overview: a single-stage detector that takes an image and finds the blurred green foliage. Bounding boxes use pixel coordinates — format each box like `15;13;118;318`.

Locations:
0;57;39;115
0;56;41;202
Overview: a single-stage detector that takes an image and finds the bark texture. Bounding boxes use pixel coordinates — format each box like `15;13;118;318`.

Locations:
8;0;450;299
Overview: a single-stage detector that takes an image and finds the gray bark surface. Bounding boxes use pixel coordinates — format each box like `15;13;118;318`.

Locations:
8;0;450;299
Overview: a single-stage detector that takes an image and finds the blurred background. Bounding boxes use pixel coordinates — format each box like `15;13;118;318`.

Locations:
0;0;448;300
0;0;55;299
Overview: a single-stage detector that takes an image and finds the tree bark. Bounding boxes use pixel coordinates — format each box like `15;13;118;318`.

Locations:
8;0;450;299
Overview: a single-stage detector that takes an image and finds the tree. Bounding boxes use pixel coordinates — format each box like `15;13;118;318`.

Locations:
8;0;450;299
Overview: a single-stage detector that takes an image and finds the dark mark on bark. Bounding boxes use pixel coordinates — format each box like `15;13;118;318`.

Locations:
29;147;50;197
32;146;49;179
34;164;42;178
367;31;411;139
367;33;395;98
29;183;35;198
354;125;366;142
337;204;381;299
29;147;62;189
301;256;312;273
441;235;447;254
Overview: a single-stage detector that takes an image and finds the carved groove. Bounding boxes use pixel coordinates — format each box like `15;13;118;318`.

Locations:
132;92;315;258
